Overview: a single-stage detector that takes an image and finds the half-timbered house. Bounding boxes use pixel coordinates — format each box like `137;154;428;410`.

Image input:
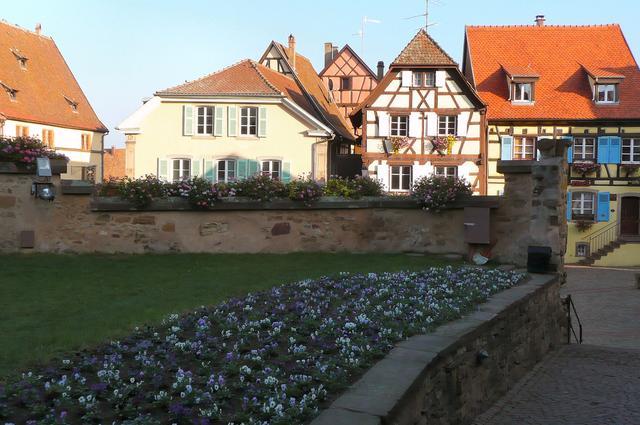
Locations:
351;29;487;193
464;17;640;266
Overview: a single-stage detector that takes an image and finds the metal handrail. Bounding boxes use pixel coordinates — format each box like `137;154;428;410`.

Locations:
582;219;620;255
564;295;583;344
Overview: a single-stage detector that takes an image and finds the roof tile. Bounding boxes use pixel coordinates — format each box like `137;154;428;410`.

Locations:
392;29;457;67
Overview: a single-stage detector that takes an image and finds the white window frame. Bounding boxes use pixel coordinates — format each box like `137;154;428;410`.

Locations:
596;84;617;103
412;71;435;87
622;138;640;164
571;192;595;218
261;160;281;180
390;115;409;137
573;137;596;161
513;136;535;160
172;158;191;182
240;107;258;136
196;106;214;135
390;165;412;192
513;82;533;102
434;166;458;178
217;159;237;182
438;115;457;136
575;242;590;258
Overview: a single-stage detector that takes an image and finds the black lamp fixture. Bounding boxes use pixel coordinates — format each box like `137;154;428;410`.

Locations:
31;157;55;202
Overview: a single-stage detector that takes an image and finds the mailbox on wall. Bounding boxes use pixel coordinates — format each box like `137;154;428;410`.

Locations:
463;207;491;244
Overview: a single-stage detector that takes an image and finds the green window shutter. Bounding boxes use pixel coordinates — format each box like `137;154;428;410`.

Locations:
204;160;215;182
248;160;260;177
191;158;201;177
214;106;224;137
183;105;194;136
228;106;237;137
282;161;292;182
237;159;248;180
258;107;267;138
158;158;168;181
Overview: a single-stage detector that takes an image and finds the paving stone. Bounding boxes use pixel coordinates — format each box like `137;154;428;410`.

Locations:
311;408;380;425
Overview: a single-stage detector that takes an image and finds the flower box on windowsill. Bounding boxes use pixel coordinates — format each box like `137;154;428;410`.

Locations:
571;214;595;222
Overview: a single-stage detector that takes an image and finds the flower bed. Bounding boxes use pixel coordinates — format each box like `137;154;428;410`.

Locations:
412;175;473;212
0;267;524;424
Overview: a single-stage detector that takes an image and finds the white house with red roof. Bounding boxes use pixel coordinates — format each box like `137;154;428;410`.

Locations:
0;21;108;181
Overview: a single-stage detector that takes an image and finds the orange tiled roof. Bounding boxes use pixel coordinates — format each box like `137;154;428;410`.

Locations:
465;24;640;121
0;21;107;132
501;64;539;78
392;29;457;67
156;59;318;121
103;147;126;179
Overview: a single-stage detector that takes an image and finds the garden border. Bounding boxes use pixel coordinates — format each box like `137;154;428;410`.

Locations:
312;272;563;425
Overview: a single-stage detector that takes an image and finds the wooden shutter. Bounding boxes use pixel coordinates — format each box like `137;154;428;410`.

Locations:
609;137;621;164
237;159;248;180
597;192;610;222
435;70;446;88
456;112;468;137
158;158;168;181
562;136;574;164
401;71;412;87
408;113;420;138
183;105;194;136
426;112;437;136
191;158;201;177
597;137;610;163
214;106;224;137
500;136;513;161
228;106;237;137
204;160;215;182
566;191;572;221
378;112;389;137
258;107;267;138
282;161;292;182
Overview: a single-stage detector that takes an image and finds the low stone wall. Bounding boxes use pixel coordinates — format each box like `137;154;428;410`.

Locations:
313;273;564;425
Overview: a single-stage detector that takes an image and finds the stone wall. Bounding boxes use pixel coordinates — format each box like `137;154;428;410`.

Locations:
313;273;564;425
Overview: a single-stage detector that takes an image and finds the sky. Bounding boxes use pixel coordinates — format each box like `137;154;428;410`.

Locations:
3;0;640;147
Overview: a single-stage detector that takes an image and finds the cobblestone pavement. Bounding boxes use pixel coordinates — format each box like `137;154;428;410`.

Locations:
474;267;640;425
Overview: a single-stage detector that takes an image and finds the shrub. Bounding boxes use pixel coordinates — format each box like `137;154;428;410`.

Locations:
324;176;385;199
0;136;67;164
411;175;473;212
174;177;221;209
288;178;323;205
118;175;167;208
235;174;286;202
352;175;384;197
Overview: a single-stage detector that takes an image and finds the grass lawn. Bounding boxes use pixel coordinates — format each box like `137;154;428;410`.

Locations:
0;252;456;378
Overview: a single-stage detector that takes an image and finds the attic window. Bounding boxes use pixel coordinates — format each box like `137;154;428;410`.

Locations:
513;82;533;102
11;49;28;70
595;84;618;104
63;95;79;112
0;82;18;101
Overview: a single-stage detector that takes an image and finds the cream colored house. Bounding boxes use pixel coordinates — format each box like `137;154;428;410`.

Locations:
117;59;338;182
0;21;107;180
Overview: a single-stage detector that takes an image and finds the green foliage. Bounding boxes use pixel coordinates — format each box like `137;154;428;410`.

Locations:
323;176;385;199
287;178;323;204
0;136;67;164
235;174;287;202
411;175;473;212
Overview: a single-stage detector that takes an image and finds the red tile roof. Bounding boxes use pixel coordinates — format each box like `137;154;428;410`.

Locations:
392;29;457;67
103;147;126;179
501;64;539;78
465;24;640;121
0;21;107;132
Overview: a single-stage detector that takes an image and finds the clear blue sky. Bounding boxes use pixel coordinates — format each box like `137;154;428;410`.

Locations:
3;0;640;146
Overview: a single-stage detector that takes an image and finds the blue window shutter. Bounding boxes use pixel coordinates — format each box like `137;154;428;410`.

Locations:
228;106;237;137
237;160;248;180
282;161;292;182
204;160;215;182
183;106;194;136
566;191;572;221
214;106;224;137
609;137;621;164
158;158;168;181
191;158;201;177
258;107;267;138
597;192;610;222
500;136;513;160
597;137;610;163
248;160;259;177
560;136;573;164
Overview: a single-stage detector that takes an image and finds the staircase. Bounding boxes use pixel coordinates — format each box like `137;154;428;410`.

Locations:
577;219;634;265
578;238;625;265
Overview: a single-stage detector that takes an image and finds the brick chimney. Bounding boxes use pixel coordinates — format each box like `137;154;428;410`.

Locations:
324;42;334;68
35;23;42;35
288;34;296;71
377;61;385;80
535;15;546;27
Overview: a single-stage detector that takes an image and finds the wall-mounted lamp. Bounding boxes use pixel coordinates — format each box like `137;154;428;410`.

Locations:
31;157;55;202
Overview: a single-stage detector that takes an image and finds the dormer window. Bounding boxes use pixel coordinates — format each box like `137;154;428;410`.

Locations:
11;49;28;70
63;95;79;112
596;84;618;103
0;82;17;102
513;82;533;102
501;64;538;104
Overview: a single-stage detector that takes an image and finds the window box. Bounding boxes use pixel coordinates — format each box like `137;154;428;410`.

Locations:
572;162;599;176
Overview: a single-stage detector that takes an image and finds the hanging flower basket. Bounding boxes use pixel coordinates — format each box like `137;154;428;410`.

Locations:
621;163;640;177
389;137;413;154
431;135;457;155
572;162;599;176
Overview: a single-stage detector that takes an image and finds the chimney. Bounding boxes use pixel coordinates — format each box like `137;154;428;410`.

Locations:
324;42;334;68
332;45;338;59
377;61;385;80
535;15;546;27
288;34;296;71
35;23;41;35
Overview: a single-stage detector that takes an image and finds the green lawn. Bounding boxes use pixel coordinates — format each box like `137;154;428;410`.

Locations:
0;253;456;378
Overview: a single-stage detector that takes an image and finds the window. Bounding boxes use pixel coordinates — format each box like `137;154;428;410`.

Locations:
340;77;352;91
412;71;435;87
513;83;533;102
196;106;214;135
596;84;618;103
217;159;236;182
390;115;409;137
338;143;353;155
240;107;258;136
438;115;457;136
513;136;535;160
573;138;595;161
81;134;91;151
42;129;55;148
571;192;595;218
434;166;458;178
172;159;191;182
575;242;590;258
328;79;334;91
622;139;640;163
1;82;17;101
16;125;29;137
261;160;281;179
390;165;412;191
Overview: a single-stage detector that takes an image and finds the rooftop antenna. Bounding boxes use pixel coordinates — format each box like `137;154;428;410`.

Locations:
405;0;439;32
353;16;381;57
